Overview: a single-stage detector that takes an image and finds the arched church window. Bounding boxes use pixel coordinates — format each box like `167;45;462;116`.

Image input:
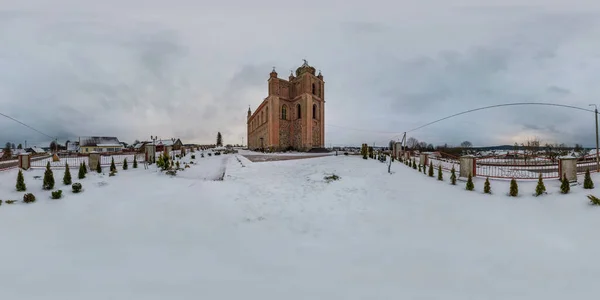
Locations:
297;104;302;119
313;104;317;119
281;105;287;120
312;83;316;95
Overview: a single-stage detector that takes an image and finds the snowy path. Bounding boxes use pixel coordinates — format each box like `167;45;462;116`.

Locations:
1;155;600;299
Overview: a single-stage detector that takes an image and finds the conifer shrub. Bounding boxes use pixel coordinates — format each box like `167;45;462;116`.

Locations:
560;173;570;194
0;200;2;206
484;177;491;194
584;169;594;189
428;161;434;177
465;173;474;191
109;171;116;177
123;158;128;170
450;166;457;185
110;157;117;173
418;164;422;172
51;190;62;199
176;161;180;169
23;193;36;203
166;170;177;176
72;183;82;193
5;200;16;204
96;160;102;173
535;173;546;196
201;153;205;158
208;153;212;157
191;155;196;159
133;157;138;168
437;165;443;181
587;194;600;205
78;163;86;179
83;162;88;174
509;178;518;197
16;169;26;191
63;163;72;185
43;162;55;190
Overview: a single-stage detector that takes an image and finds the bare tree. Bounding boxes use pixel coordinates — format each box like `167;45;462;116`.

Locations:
418;141;428;150
407;137;419;149
460;141;472;148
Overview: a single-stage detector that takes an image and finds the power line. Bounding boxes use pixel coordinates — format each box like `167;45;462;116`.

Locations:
407;102;598;133
0;112;55;140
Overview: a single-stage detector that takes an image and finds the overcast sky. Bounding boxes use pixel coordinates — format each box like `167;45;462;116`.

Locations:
1;0;600;147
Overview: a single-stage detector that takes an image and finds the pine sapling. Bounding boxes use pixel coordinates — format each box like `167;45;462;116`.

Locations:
509;178;518;197
412;159;417;170
450;166;457;185
437;165;443;181
466;173;474;191
418;164;422;172
587;194;600;205
133;157;138;168
176;161;180;169
584;168;594;189
484;177;491;194
83;162;88;174
123;158;128;170
560;173;570;194
43;162;55;190
63;163;72;185
423;164;427;174
110;157;117;173
535;173;546;196
16;169;26;191
428;161;434;177
78;163;86;179
96;160;102;173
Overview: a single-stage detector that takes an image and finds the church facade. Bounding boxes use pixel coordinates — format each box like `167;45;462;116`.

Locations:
247;60;325;151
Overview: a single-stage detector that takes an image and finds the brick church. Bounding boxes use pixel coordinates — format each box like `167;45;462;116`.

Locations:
247;60;325;152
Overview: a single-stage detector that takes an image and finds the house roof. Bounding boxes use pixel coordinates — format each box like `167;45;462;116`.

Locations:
156;139;181;146
26;147;46;154
79;137;121;147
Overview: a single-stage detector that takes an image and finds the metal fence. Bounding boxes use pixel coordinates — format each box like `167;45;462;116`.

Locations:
475;155;559;179
29;153;145;169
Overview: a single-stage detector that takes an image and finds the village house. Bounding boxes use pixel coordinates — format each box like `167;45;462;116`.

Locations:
78;137;123;153
155;139;183;152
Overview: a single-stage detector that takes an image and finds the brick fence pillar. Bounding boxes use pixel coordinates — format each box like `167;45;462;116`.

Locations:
558;156;578;182
420;153;429;167
89;152;100;170
459;155;476;178
18;153;31;170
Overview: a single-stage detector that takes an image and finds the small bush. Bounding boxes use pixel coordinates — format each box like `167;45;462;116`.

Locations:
123;158;128;170
16;169;26;191
587;194;600;205
509;178;518;197
166;170;177;176
190;161;194;164
23;193;36;203
191;155;196;159
324;174;340;182
72;183;82;193
535;173;546;196
208;153;212;157
412;159;417;170
96;160;102;173
110;157;117;173
109;171;117;177
201;153;205;158
560;173;570;194
133;157;138;168
83;162;88;174
215;152;221;156
0;200;2;206
450;166;457;185
437;165;443;181
584;169;594;189
6;200;16;204
63;163;72;185
51;190;62;199
418;164;422;172
43;162;55;190
78;163;86;179
428;162;434;177
185;164;190;168
344;152;349;156
176;161;180;169
465;173;474;191
484;177;491;194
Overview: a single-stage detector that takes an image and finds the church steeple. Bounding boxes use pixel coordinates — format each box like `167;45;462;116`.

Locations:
247;105;251;120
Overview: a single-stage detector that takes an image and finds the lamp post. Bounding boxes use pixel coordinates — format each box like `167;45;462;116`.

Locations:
591;105;599;172
150;135;158;163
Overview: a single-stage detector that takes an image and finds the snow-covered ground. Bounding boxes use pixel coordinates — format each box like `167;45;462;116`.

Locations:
1;154;600;299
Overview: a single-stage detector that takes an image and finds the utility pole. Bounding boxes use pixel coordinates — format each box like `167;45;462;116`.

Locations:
590;104;599;172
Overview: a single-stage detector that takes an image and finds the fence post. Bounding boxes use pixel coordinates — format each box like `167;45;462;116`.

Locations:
420;153;429;167
18;153;31;170
89;152;100;170
559;156;577;182
459;155;476;178
145;144;156;163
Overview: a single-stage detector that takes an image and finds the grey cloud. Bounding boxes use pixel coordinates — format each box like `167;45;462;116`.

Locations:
547;86;570;95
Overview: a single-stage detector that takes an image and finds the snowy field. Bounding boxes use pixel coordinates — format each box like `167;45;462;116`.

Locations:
1;153;600;299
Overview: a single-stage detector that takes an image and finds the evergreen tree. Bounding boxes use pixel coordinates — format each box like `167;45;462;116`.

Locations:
110;157;117;173
483;177;491;194
96;160;102;173
509;178;518;197
78;163;86;179
560;173;570;194
465;173;474;191
584;168;594;189
216;132;223;147
428;161;434;177
450;166;457;185
123;158;128;170
418;164;422;172
412;159;417;170
535;173;546;196
176;161;180;169
83;162;88;174
16;169;26;191
63;163;72;185
437;165;443;181
423;163;427;174
43;162;55;190
133;156;138;168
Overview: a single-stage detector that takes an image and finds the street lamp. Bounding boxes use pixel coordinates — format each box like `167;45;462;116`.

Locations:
590;104;599;172
150;135;158;163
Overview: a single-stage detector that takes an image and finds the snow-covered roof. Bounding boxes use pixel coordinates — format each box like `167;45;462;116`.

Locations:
96;143;122;147
79;136;121;147
133;142;149;149
27;147;46;154
156;139;181;146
